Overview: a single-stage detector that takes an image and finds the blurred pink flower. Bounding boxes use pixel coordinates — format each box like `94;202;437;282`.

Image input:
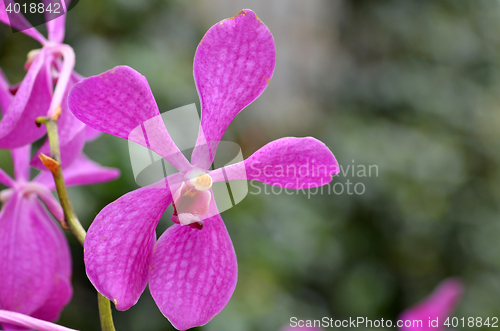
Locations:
398;278;463;331
0;144;119;330
0;1;98;169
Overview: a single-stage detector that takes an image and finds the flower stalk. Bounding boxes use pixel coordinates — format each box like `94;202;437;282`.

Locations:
98;292;115;331
36;115;116;331
36;115;83;243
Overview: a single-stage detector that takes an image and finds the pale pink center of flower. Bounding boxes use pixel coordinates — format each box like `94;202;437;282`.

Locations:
171;172;213;229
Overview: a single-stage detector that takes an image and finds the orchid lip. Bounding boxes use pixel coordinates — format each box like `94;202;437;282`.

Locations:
171;171;213;230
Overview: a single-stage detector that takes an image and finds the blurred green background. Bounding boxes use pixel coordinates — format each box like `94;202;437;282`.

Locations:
1;0;500;330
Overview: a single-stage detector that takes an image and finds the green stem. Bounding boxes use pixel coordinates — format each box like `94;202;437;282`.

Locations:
36;116;116;331
98;293;116;331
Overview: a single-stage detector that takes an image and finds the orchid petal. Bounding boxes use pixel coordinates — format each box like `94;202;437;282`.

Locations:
31;126;86;171
0;0;47;45
399;278;463;331
85;125;101;141
210;137;338;189
34;153;120;190
30;277;72;322
0;194;58;315
0;69;13;114
59;126;86;169
30;200;72;322
67;66;159;139
54;63;84;143
0;169;14;187
42;0;69;44
11;145;31;182
68;66;191;172
84;181;172;311
28;182;64;222
149;199;237;330
191;9;276;169
47;14;66;44
0;50;51;149
0;310;77;331
32;72;86;170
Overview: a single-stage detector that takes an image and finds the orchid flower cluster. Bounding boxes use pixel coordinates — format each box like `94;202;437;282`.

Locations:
0;3;465;331
0;1;119;330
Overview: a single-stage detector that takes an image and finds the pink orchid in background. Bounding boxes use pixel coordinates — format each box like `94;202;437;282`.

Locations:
0;0;96;169
0;144;119;330
68;9;338;330
399;278;463;331
0;309;77;331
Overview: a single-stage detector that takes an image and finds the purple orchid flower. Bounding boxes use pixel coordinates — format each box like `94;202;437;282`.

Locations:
398;278;463;331
68;9;338;330
0;1;93;170
0;309;77;331
0;143;119;330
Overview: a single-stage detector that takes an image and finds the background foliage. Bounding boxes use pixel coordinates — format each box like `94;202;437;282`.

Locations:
1;0;499;330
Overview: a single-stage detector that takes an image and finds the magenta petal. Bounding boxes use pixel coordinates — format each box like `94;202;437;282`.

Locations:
58;153;120;187
68;66;190;171
149;213;238;330
0;168;14;187
210;137;338;188
11;145;31;182
58;126;86;169
85;125;101;141
0;194;60;315
399;278;463;331
68;66;187;165
191;9;276;168
30;277;72;323
0;310;77;331
31;126;86;171
0;69;13;114
32;183;64;222
47;15;66;44
30;200;72;322
84;183;172;310
68;66;160;140
32;71;86;170
0;0;47;45
53;71;85;167
0;51;51;149
34;153;120;190
42;0;67;43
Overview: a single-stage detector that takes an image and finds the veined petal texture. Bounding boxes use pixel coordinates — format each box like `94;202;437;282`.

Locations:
191;9;276;168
